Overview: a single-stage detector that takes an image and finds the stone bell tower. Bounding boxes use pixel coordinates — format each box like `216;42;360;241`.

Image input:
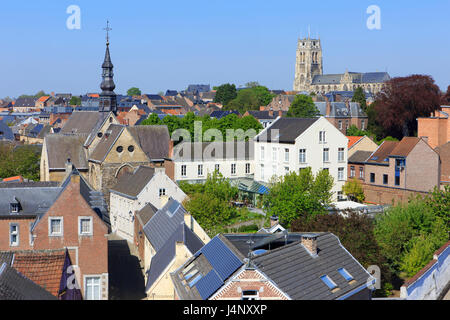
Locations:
293;36;323;92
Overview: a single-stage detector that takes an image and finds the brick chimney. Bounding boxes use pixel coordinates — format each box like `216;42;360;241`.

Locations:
65;158;73;176
268;110;274;117
301;234;318;256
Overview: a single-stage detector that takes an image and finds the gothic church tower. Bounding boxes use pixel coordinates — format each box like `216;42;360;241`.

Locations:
293;37;323;92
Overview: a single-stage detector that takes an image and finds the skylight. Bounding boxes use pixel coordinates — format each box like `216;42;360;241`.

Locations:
320;275;338;290
338;268;354;282
188;274;203;288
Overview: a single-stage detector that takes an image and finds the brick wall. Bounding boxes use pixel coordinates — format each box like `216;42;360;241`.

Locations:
32;175;109;299
0;217;35;251
362;183;429;205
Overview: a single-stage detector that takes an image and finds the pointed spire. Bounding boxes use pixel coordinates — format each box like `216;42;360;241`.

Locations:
99;20;117;114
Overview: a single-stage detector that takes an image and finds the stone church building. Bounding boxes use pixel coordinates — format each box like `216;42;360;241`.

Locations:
293;37;390;94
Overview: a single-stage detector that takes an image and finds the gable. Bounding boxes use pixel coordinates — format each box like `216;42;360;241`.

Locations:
103;127;149;164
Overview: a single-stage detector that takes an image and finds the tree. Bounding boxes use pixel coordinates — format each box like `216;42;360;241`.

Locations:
263;168;334;227
352;87;367;111
245;81;260;88
374;75;441;138
287;94;320;118
34;90;48;99
441;86;450;105
224;86;275;113
183;172;238;236
342;179;365;203
214;83;237;105
127;87;142;96
69;96;82;106
0;144;40;181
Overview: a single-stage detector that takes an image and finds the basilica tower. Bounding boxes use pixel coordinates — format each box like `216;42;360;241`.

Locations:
293;36;323;92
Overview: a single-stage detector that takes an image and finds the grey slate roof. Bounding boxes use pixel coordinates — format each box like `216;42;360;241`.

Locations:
252;233;372;300
44;134;88;170
136;203;158;227
0;263;57;300
88;124;125;162
0;186;61;217
256;117;318;144
314;102;367;118
127;125;170;160
110;166;155;199
246;110;278;120
60;111;108;137
143;199;205;292
0;121;14;141
312;72;390;85
348;151;374;164
174;141;254;162
0;253;14;266
14;98;37;108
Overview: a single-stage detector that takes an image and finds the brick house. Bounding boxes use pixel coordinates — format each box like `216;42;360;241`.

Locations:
0;170;110;300
363;137;441;204
347;136;378;181
171;233;375;300
417;106;450;149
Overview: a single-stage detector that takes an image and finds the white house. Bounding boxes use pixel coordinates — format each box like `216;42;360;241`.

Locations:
109;166;187;242
173;141;254;183
254;117;349;200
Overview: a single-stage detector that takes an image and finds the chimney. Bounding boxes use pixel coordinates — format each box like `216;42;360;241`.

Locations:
326;101;331;117
65;158;73;175
278;110;283;118
421;136;429;145
301;234;318;256
260;106;265;111
268;110;274;117
270;215;279;228
168;140;174;159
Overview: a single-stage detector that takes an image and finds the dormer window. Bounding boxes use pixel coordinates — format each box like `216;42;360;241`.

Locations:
10;203;19;214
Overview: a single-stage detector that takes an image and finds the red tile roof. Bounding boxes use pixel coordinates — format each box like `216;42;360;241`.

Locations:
12;249;66;297
2;176;24;183
390;137;421;157
347;136;364;149
38;96;50;103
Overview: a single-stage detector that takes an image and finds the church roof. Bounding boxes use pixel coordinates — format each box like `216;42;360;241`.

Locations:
311;72;390;85
45;134;88;170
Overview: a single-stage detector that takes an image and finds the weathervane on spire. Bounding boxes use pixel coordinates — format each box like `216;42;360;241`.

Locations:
104;20;112;45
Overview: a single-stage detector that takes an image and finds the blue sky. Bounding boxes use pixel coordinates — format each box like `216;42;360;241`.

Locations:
0;0;449;97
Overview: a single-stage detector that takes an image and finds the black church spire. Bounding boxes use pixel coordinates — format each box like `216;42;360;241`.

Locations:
99;21;117;114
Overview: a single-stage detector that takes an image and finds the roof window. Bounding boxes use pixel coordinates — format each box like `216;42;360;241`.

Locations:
338;268;354;282
320;275;338;290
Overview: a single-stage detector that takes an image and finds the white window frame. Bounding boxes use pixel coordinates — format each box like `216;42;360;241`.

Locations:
284;148;290;162
299;149;306;164
181;165;187;177
272;147;278;161
319;131;327;144
323;148;330;163
241;290;260;301
260;146;265;161
198;164;204;177
78;217;93;236
231;164;237;176
338;168;345;181
338;148;345;162
10;203;19;214
350;166;355;178
84;275;102;300
49;217;64;237
359;167;364;179
159;188;166;198
260;164;265;181
245;163;251;175
215;164;220;172
9;223;19;247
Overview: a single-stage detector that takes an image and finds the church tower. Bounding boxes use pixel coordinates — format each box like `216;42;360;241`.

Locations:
99;21;117;115
293;36;323;92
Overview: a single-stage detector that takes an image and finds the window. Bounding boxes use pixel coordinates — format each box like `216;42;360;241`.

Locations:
338;268;354;282
370;173;375;183
116;146;123;153
361;120;366;131
242;290;259;301
97;132;103;138
383;174;389;185
245;163;251;174
338;121;343;130
338;168;345;181
299;149;306;163
159;188;166;198
10;203;19;214
346;120;349;129
319;131;326;143
359;167;364;179
350;166;355;178
338;148;345;162
10;224;19;247
260;165;265;180
29;222;34;246
323;148;330;163
198;165;203;176
215;164;220;172
85;277;101;300
188;274;203;288
272;148;278;161
395;176;400;186
337;191;345;201
285;167;290;174
79;217;93;236
260;146;265;161
284;148;290;162
181;165;187;177
320;275;338;290
128;145;135;153
231;164;236;175
49;217;63;237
